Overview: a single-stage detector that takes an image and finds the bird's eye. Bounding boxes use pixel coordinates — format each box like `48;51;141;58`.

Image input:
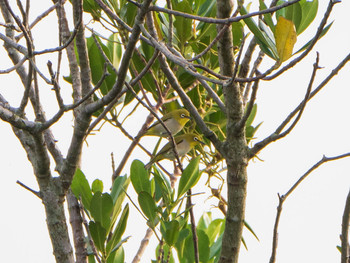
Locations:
194;137;198;141
181;113;185;118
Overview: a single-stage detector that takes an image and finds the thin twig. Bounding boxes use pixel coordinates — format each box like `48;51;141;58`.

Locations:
16;180;41;198
0;56;26;74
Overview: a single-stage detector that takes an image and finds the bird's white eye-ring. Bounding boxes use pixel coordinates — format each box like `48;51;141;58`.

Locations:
181;113;185;118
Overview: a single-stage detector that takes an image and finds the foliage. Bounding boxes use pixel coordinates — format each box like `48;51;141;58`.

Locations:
71;169;130;262
1;0;347;262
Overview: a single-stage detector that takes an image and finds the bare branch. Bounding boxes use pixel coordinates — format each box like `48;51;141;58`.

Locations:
270;152;350;263
16;180;41;198
130;0;301;25
0;56;26;74
250;52;321;157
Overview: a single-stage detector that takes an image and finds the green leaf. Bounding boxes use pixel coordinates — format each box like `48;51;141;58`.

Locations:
172;0;193;48
259;0;275;32
276;0;302;30
83;0;101;21
71;169;92;210
174;228;190;261
130;159;152;195
92;179;103;194
90;192;113;230
244;220;259;241
209;232;223;260
106;204;129;255
232;21;244;47
297;0;318;35
110;176;130;231
207;219;224;245
153;167;173;204
197;229;210;262
240;6;278;60
89;221;107;253
107;246;125;263
245;103;257;127
177;156;201;198
138;191;157;225
86;36;117;96
120;2;137;26
182;228;209;262
197;212;212;231
107;33;123;69
163;220;180;246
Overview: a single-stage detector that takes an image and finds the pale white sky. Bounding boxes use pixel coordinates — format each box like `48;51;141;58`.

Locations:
1;1;350;262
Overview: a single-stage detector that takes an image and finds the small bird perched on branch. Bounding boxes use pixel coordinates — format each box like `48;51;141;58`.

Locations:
144;133;204;169
143;109;191;137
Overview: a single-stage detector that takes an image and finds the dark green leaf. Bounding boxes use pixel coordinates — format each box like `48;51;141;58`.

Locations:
153;167;173;204
138;191;157;224
83;0;101;21
163;220;180;246
86;37;117;96
177;156;201;198
71;169;92;210
90;192;113;230
120;2;137;26
89;221;107;253
130;159;152;195
172;1;193;48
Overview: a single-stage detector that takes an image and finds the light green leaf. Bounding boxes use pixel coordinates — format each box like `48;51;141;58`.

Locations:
71;169;92;210
297;0;318;35
106;204;129;255
92;179;103;194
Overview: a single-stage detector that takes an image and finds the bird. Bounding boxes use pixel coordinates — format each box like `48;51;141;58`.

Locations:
144;133;204;169
143;109;191;137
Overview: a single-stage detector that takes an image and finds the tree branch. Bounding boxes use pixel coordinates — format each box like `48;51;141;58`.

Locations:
250;52;320;157
270;152;350;263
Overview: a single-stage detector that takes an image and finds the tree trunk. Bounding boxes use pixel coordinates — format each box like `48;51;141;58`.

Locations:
216;0;249;262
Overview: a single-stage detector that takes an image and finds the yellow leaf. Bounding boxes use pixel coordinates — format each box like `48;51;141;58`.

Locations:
274;16;297;63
